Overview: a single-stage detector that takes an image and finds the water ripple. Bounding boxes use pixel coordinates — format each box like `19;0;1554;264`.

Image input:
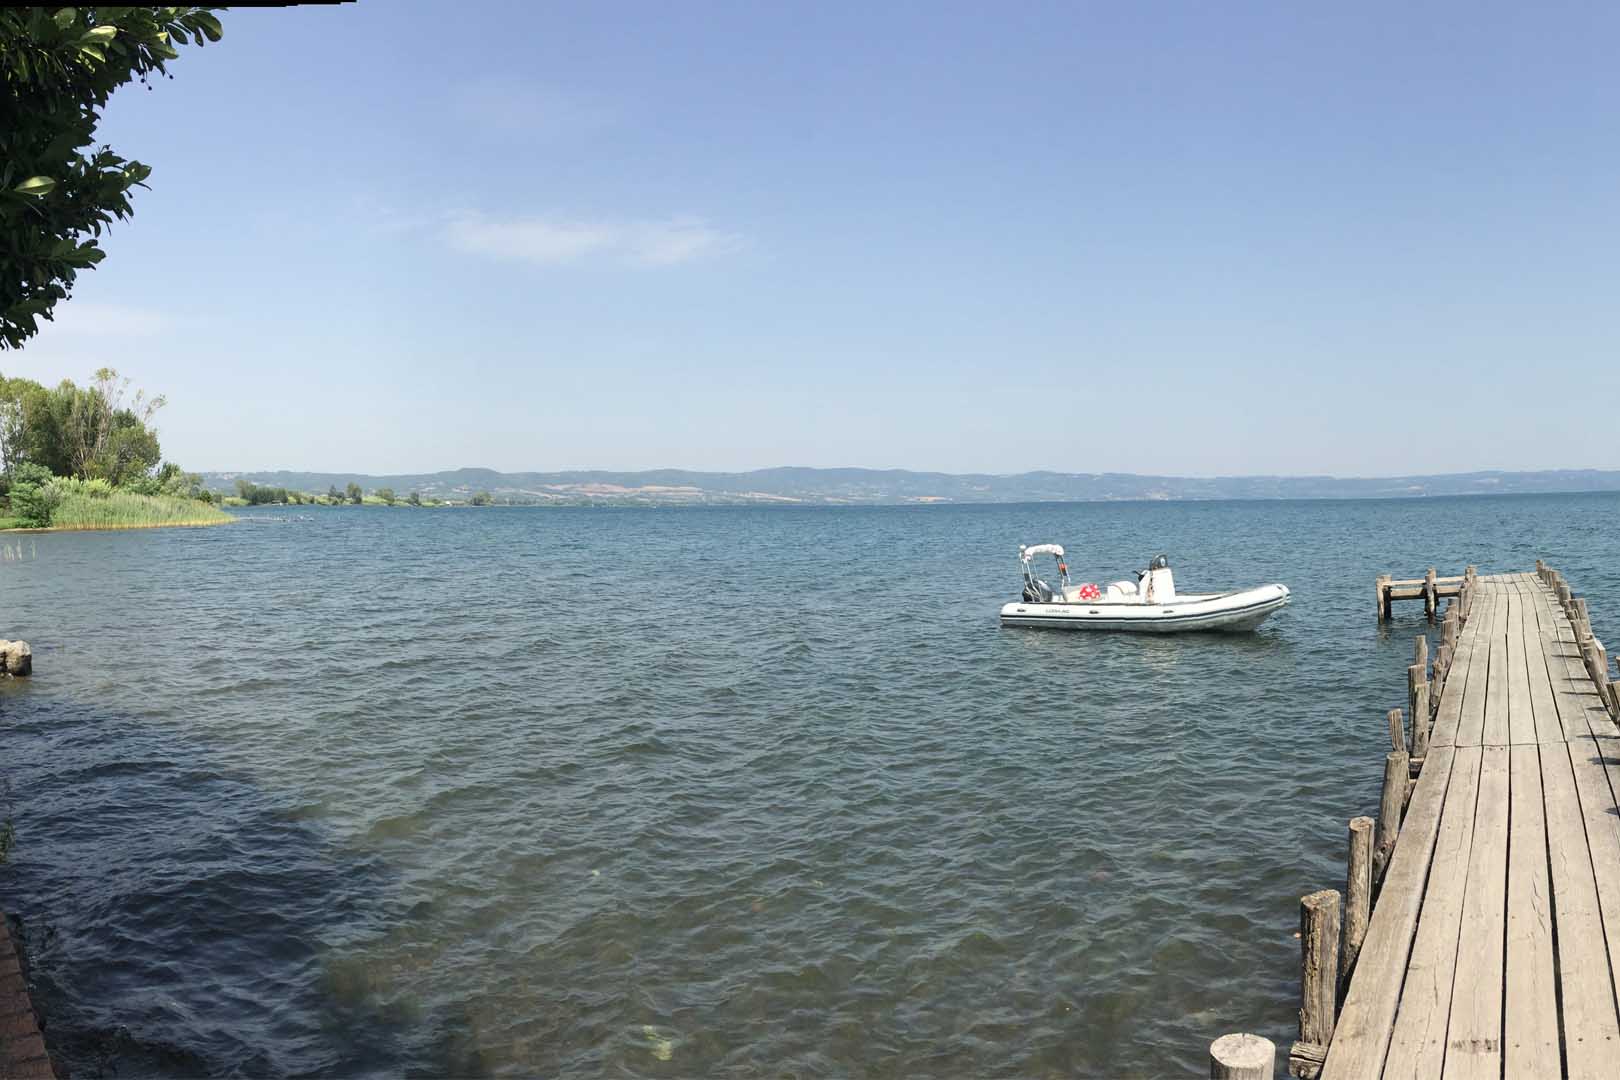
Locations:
0;495;1617;1076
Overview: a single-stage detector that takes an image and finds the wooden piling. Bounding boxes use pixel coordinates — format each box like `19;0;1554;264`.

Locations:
1375;574;1391;621
1423;568;1437;619
1413;634;1428;674
1441;609;1458;650
1386;707;1405;754
1211;1033;1276;1079
1290;889;1340;1079
1410;666;1430;758
1435;643;1453;695
1373;750;1408;884
1584;638;1609;696
1573;598;1592;640
1341;817;1373;1000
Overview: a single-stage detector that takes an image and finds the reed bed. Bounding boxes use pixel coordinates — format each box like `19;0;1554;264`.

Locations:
44;490;234;531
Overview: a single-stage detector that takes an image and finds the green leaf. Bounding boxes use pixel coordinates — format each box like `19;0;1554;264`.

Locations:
12;177;57;198
77;43;105;62
53;7;77;30
79;25;116;45
192;12;222;41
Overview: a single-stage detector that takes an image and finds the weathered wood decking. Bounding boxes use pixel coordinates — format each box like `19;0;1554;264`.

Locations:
1322;572;1620;1079
1211;567;1620;1079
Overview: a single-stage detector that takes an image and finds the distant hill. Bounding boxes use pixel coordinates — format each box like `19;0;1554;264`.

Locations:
199;466;1620;505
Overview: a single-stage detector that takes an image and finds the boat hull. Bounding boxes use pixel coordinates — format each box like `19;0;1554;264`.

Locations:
999;584;1290;633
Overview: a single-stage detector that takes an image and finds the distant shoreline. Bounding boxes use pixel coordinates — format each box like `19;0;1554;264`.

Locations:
202;466;1620;508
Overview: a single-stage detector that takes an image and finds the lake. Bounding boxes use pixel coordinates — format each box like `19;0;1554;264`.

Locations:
1;494;1617;1077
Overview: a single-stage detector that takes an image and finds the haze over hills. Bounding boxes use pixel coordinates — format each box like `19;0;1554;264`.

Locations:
200;467;1620;506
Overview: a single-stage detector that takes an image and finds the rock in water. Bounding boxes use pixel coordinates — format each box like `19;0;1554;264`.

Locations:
0;639;31;676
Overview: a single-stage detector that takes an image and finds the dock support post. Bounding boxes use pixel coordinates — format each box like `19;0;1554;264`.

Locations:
1435;643;1453;696
1289;889;1340;1079
1211;1033;1276;1079
1386;707;1405;754
1341;817;1373;1002
1414;634;1428;674
1374;750;1408;884
1558;581;1573;612
1423;567;1437;619
1573;598;1592;641
1441;608;1458;651
1375;574;1391;622
1583;638;1609;697
1409;666;1430;759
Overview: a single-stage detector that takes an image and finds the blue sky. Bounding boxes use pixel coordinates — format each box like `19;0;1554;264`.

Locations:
11;1;1620;476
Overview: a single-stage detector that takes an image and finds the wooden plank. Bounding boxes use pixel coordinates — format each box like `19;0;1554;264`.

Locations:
1519;578;1565;743
1540;744;1620;1078
1567;733;1620;1053
1454;588;1496;747
1320;746;1459;1080
1431;589;1490;749
1503;744;1560;1078
1481;586;1510;747
1505;580;1536;745
1380;746;1485;1080
1440;745;1508;1079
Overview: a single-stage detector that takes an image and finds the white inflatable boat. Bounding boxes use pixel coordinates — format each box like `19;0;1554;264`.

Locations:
999;545;1289;632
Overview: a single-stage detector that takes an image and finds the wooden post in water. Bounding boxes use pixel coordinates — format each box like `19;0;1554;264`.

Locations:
1375;575;1391;621
1558;581;1573;612
1374;750;1408;884
1290;889;1340;1080
1341;817;1373;1002
1423;568;1437;619
1211;1033;1276;1080
1441;608;1458;651
1386;707;1406;754
1435;643;1454;695
1410;666;1430;760
1414;634;1428;675
1583;639;1609;697
1573;598;1593;641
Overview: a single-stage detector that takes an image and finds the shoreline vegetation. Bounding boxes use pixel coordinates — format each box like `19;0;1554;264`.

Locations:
0;369;226;532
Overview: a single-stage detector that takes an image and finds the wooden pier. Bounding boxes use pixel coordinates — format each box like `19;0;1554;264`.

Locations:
1375;568;1470;621
1212;564;1620;1080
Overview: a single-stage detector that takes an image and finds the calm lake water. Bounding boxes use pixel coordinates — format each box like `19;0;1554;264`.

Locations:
2;495;1618;1078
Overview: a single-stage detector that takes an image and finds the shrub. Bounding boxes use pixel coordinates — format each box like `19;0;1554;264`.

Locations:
9;481;59;527
52;476;113;499
9;461;52;487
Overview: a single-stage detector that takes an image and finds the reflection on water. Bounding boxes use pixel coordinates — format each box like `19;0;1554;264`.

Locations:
0;494;1616;1076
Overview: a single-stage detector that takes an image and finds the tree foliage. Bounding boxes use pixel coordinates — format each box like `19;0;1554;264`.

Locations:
235;479;291;505
1;6;223;349
0;367;169;485
345;482;363;505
